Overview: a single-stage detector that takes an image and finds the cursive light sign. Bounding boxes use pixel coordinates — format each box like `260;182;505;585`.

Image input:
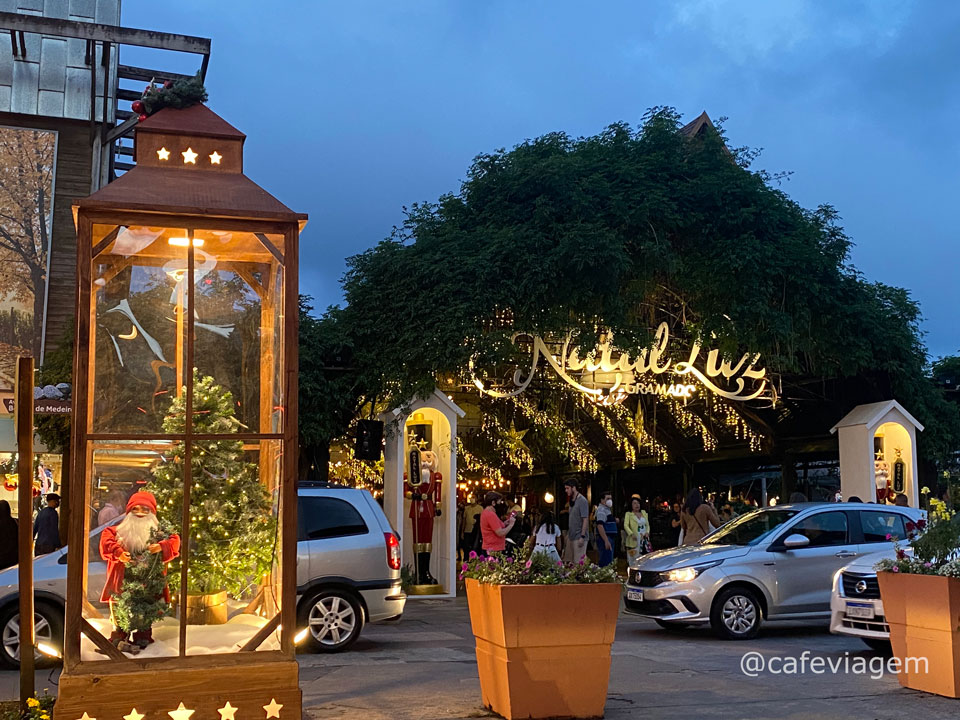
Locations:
471;322;767;403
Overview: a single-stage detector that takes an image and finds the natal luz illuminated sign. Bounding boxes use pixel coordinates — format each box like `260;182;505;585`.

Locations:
471;322;768;403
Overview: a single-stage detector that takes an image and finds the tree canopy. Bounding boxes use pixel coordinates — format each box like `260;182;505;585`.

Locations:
329;108;957;466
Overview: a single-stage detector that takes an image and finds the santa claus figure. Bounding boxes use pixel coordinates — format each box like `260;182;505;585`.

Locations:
99;491;180;650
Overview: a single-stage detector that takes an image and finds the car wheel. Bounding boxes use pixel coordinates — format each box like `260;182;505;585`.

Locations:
0;601;63;669
862;638;892;654
710;586;762;640
654;619;690;630
297;589;363;653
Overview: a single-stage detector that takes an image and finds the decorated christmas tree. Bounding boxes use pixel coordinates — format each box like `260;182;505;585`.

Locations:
149;371;277;597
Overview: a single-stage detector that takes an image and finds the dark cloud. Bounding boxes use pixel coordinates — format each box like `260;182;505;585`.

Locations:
122;0;958;357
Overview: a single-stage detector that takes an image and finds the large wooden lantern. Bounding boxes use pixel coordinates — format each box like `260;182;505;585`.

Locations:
57;105;305;720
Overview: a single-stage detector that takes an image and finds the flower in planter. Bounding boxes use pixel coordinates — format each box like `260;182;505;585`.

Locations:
876;498;958;576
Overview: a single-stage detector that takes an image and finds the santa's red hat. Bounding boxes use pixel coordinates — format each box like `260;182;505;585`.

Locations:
126;490;157;514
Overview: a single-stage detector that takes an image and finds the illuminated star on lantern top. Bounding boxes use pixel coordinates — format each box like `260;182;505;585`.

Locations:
875;450;885;462
263;699;283;719
181;148;198;164
218;703;238;720
209;151;222;165
157;147;170;161
124;710;145;720
168;703;195;720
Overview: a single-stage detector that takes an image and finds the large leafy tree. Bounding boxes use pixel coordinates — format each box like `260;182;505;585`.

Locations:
340;108;958;464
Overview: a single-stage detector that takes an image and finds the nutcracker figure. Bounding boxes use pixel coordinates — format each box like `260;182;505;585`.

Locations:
405;447;442;586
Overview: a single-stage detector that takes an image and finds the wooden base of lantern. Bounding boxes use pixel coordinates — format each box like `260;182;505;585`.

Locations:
54;658;301;720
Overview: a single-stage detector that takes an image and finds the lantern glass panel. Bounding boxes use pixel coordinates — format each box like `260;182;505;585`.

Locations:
190;230;285;434
182;439;283;654
81;440;182;662
91;224;189;435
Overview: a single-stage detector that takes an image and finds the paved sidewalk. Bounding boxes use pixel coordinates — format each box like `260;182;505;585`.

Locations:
299;596;960;720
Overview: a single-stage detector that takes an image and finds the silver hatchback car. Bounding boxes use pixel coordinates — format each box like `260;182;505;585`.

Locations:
624;502;923;639
0;483;405;667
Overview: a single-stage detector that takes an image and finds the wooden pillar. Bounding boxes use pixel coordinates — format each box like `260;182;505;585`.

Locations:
17;356;35;709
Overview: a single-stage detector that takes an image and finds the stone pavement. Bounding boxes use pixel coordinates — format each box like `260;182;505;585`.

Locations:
4;596;960;719
299;596;960;720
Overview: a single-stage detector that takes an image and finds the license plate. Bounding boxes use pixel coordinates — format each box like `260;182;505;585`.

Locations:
627;589;643;602
846;602;875;619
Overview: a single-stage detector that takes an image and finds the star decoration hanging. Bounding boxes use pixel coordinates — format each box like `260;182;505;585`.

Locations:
182;147;198;164
209;151;222;165
504;422;529;454
263;699;283;719
157;147;170;161
875;450;885;462
124;710;145;720
168;703;195;720
218;703;238;720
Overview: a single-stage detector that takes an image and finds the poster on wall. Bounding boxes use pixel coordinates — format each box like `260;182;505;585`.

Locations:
0;126;57;401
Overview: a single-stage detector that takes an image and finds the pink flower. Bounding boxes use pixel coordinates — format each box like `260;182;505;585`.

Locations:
885;534;892;541
506;556;514;563
892;566;900;573
579;556;586;565
557;561;564;567
469;551;478;560
461;562;468;571
524;560;532;569
924;562;933;568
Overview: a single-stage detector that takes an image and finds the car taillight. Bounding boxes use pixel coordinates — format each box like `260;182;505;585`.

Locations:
385;532;401;570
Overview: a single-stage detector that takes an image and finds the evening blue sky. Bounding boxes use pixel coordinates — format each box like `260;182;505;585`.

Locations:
122;1;958;359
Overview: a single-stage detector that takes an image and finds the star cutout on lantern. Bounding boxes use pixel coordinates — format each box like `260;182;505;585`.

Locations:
263;699;283;719
218;703;238;720
168;703;195;720
157;147;170;161
182;148;198;164
209;151;222;165
875;450;885;462
77;714;96;720
124;710;145;720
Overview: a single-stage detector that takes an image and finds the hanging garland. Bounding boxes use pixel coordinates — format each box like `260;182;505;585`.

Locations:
131;72;208;122
112;520;177;634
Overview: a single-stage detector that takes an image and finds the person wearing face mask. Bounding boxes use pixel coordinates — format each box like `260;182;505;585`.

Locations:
594;491;617;567
479;491;516;555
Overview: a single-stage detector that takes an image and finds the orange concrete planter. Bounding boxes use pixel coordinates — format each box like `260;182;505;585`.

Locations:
465;578;621;719
878;571;960;697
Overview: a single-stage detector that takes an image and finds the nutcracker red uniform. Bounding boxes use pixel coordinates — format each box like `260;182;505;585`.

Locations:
99;491;180;648
405;449;442;585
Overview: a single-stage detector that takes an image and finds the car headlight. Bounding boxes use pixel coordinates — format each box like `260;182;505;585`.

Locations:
664;560;723;583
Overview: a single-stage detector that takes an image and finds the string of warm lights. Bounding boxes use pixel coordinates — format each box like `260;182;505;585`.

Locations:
512;395;599;473
707;394;764;452
671;400;719;452
327;439;384;498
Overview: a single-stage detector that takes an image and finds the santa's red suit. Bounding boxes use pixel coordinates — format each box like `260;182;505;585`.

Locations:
99;491;180;603
405;450;442;585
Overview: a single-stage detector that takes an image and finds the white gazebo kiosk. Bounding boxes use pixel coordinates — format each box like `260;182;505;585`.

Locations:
382;389;464;598
831;400;924;506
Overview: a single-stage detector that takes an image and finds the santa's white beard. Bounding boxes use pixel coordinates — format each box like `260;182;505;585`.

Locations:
116;512;158;554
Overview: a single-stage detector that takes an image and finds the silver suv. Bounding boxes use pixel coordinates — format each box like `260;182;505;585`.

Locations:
624;502;923;640
0;484;405;667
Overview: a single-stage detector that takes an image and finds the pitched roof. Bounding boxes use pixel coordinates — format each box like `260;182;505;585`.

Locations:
829;400;924;433
679;111;716;138
76;165;304;222
136;104;246;141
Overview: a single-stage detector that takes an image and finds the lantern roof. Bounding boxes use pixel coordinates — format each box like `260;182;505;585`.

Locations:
76;104;306;224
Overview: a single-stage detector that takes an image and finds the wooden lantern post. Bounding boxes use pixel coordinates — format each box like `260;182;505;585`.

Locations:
16;356;35;710
56;104;305;720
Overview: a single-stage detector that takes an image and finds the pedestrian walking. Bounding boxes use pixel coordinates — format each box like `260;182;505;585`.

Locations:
479;491;515;555
564;479;589;564
623;495;650;565
594;490;617;567
680;489;721;545
0;500;18;570
531;511;561;563
33;492;61;555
